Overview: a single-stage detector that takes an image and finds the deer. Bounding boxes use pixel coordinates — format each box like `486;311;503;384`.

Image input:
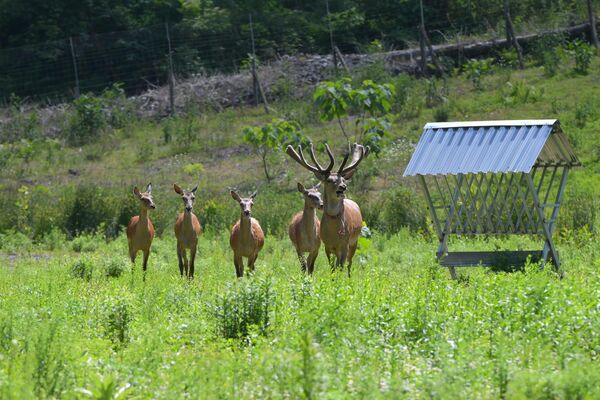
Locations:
286;143;369;277
126;183;156;280
174;183;202;279
288;182;323;274
229;190;265;278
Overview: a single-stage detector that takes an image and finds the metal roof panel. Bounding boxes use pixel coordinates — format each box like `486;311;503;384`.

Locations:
403;120;580;176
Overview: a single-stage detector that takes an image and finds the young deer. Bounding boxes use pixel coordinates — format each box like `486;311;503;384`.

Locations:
126;183;156;279
286;143;369;276
229;190;264;278
288;182;323;274
174;183;202;279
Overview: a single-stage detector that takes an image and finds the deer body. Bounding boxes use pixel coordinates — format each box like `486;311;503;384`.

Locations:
286;143;368;276
320;197;362;271
127;184;155;278
174;184;202;279
288;183;322;274
230;191;264;278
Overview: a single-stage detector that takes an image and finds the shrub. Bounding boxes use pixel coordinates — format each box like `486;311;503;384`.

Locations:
242;118;308;182
104;300;131;349
70;258;94;281
0;95;42;143
65;94;106;145
433;104;450;122
71;234;99;253
214;278;273;340
64;186;113;237
565;40;594;75
373;186;428;234
542;50;560;77
463;58;493;91
103;258;127;278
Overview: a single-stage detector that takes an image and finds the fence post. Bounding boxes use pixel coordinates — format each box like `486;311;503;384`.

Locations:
249;14;270;114
503;0;524;69
165;22;175;115
325;0;338;74
69;37;80;98
249;14;259;107
587;0;600;49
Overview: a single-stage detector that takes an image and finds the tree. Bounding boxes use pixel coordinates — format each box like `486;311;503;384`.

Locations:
242;118;309;182
313;77;394;155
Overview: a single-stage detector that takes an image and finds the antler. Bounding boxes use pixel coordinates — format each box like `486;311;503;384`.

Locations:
286;143;334;176
339;143;370;175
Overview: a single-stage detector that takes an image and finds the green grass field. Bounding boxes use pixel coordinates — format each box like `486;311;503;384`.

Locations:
1;231;599;398
1;47;600;399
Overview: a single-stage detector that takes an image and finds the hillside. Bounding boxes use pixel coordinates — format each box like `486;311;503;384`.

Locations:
1;51;599;241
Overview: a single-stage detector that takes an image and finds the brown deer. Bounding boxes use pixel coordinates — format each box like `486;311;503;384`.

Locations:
174;183;202;279
286;143;369;276
126;183;156;279
229;190;264;278
288;182;323;274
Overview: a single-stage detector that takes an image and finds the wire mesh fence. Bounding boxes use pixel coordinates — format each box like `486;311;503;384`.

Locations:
0;4;596;105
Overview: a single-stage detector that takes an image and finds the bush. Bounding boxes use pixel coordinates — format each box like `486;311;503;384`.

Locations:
65;94;106;146
542;50;560;77
463;58;493;91
71;234;100;253
565;40;594;75
214;278;273;340
104;299;131;349
70;258;94;281
433;104;450;122
372;186;428;234
103;258;127;278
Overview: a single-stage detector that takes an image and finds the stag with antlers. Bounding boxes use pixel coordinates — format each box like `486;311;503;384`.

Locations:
286;143;369;276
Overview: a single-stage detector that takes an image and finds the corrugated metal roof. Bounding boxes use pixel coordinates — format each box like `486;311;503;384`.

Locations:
403;120;580;176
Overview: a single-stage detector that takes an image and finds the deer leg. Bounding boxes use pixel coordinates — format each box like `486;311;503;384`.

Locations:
142;249;150;281
234;254;243;278
129;248;137;273
189;245;197;280
177;244;184;277
338;247;348;276
307;249;319;275
248;254;258;274
347;243;357;277
182;250;189;277
325;248;335;273
297;250;307;273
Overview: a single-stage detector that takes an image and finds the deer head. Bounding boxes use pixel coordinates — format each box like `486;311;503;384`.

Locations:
286;143;368;215
231;190;257;219
174;183;198;213
133;183;155;210
297;182;323;210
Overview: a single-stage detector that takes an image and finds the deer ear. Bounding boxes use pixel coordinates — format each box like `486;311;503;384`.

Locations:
173;184;183;195
191;185;198;193
250;190;258;199
133;186;141;198
146;183;152;193
230;190;242;203
341;169;358;180
297;182;306;193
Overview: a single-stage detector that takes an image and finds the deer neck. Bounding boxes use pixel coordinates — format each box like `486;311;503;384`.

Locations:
240;215;253;241
323;191;344;218
302;204;318;234
139;207;150;230
183;210;193;227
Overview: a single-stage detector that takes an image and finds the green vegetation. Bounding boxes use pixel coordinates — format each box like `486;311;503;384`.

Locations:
1;32;600;398
1;231;600;398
